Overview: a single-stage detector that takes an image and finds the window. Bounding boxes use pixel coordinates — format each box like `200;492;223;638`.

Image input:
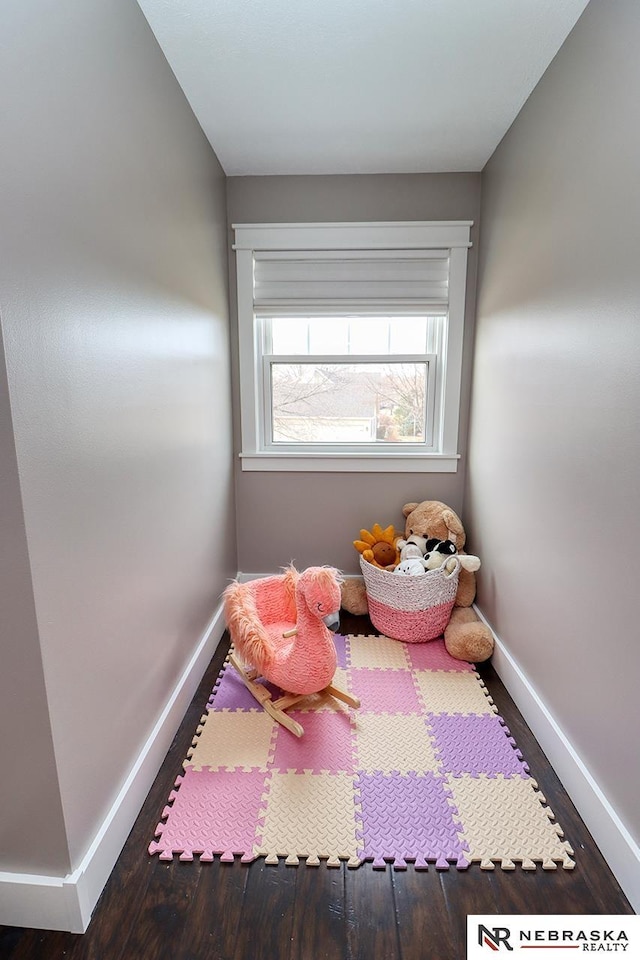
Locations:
264;316;438;446
233;221;472;472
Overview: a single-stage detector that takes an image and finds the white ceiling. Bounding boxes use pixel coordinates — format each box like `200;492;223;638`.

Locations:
136;0;589;176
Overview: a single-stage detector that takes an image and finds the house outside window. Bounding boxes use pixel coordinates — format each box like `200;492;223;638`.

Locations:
233;221;472;472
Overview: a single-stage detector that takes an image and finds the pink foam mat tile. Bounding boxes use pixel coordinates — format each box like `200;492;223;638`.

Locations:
405;638;475;673
271;710;356;773
148;766;266;862
349;666;423;714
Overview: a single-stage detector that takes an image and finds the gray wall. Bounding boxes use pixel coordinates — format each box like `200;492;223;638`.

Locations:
227;174;481;573
468;0;640;841
0;326;71;874
0;0;235;873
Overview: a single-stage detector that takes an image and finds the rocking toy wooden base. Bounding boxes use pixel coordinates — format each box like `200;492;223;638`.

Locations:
229;653;361;738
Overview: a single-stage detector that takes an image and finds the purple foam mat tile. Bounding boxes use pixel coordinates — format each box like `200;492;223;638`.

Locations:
405;638;475;673
427;713;529;778
149;766;268;861
355;771;468;868
333;633;349;669
208;665;263;711
208;658;286;712
349;667;423;714
205;655;230;708
271;710;356;774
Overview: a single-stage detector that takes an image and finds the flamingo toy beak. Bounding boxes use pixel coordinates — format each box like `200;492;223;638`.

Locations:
322;611;340;633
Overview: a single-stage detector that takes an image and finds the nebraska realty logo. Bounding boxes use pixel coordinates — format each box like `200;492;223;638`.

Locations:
467;916;640;958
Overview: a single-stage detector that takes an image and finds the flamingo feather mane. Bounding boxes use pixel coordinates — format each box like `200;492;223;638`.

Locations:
222;581;274;675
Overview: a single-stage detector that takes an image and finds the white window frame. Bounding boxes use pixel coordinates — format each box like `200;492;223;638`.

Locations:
233;221;472;473
263;353;439;449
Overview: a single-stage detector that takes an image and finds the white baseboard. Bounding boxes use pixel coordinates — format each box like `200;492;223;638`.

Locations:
236;570;312;583
236;570;269;583
236;571;363;583
474;604;640;913
0;602;226;934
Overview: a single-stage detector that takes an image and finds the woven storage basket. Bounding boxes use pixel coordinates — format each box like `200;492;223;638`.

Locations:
360;555;460;643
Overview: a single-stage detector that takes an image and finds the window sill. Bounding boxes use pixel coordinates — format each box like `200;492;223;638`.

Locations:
239;452;460;473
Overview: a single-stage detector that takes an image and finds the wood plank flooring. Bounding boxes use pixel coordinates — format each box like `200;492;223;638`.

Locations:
1;614;632;960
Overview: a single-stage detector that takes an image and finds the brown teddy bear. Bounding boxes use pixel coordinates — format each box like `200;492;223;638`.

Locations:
341;500;494;662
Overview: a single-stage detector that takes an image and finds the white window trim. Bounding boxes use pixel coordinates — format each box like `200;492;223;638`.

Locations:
233;221;471;473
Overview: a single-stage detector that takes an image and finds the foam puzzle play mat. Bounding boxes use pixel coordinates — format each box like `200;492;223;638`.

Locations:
149;634;575;872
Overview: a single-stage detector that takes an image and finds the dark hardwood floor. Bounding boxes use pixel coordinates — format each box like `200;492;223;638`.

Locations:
2;614;632;960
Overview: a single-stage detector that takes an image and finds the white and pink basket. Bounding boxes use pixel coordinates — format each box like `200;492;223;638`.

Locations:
360;555;460;643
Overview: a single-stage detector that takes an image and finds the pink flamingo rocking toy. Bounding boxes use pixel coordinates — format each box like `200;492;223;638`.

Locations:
223;566;360;737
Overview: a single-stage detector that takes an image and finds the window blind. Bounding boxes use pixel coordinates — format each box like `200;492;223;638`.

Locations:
253;250;450;314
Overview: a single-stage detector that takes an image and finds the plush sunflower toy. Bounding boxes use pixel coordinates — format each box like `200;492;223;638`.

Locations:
353;523;401;570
